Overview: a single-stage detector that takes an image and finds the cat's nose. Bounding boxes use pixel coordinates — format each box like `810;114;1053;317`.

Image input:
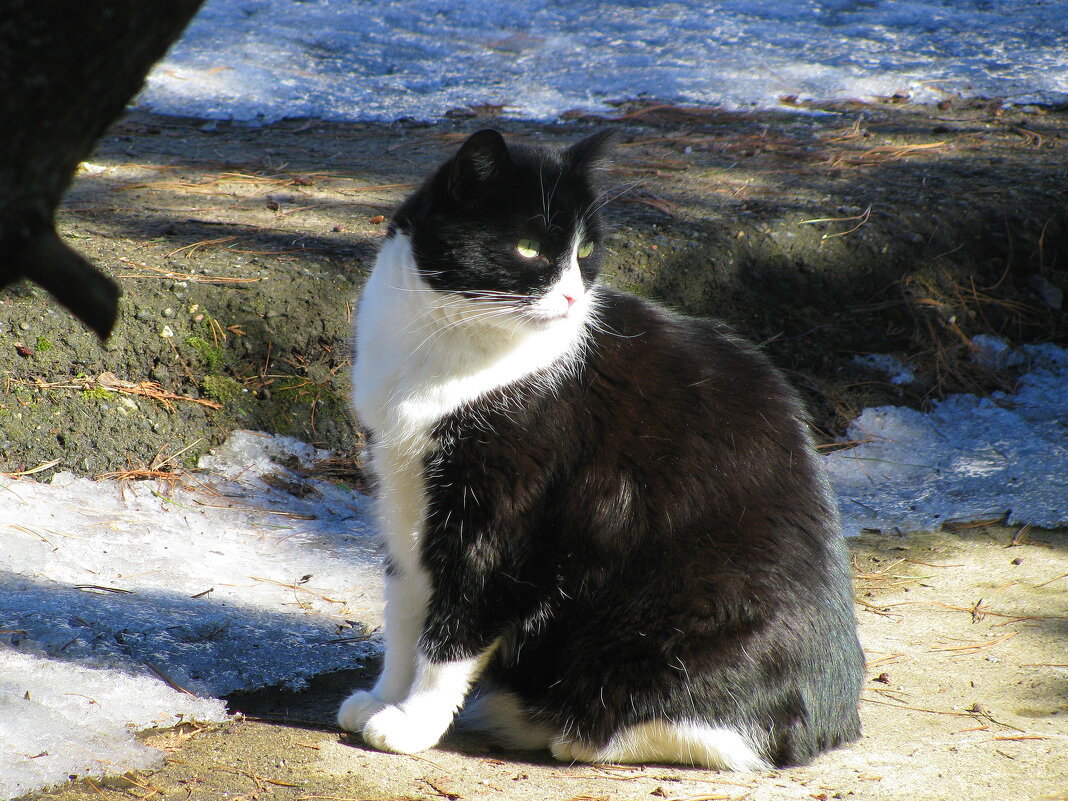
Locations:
563;294;577;308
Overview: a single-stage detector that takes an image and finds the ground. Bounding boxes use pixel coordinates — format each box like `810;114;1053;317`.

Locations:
4;99;1067;800
24;527;1068;801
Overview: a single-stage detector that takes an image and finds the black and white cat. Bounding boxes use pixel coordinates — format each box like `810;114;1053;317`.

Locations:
338;129;864;770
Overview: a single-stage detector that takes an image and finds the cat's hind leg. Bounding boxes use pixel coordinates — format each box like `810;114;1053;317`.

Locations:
551;719;770;771
459;689;556;751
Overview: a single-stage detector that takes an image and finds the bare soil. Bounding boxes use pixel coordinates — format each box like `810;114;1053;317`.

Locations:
2;100;1067;475
4;99;1068;800
25;526;1068;801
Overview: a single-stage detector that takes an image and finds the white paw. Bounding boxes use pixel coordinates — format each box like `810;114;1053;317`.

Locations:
361;704;448;754
337;690;388;733
550;735;601;764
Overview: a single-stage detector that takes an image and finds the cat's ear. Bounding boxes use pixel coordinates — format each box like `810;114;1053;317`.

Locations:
447;129;511;200
565;129;614;172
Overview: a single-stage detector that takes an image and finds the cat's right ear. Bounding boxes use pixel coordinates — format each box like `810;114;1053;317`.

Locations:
447;129;511;201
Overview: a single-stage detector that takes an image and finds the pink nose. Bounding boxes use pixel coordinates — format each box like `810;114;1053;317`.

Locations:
563;294;576;307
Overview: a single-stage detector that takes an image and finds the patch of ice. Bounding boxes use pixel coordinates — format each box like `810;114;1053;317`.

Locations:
826;343;1068;535
852;353;916;385
970;333;1027;371
138;0;1068;124
0;651;226;800
0;432;381;798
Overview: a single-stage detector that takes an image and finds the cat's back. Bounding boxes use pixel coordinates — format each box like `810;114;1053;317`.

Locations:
583;286;813;461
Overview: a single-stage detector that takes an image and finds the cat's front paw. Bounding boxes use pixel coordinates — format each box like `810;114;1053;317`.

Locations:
337;690;388;733
362;704;447;754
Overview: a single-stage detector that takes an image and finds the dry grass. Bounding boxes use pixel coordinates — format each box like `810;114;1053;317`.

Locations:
7;372;221;411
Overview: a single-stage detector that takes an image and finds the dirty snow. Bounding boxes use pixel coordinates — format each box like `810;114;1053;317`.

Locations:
829;340;1068;536
139;0;1068;124
0;432;380;799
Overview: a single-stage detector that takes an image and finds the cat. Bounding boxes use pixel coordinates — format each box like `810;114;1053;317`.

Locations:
337;128;864;770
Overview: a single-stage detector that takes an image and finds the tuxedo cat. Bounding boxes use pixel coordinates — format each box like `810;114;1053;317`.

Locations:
338;129;864;769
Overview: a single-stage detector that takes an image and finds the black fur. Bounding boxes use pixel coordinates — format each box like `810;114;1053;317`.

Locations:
381;130;862;767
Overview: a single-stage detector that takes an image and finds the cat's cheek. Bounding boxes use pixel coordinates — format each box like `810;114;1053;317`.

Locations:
361;704;451;754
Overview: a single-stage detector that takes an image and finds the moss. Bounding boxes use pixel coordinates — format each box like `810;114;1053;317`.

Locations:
201;374;244;405
82;386;111;401
35;336;53;352
186;335;224;373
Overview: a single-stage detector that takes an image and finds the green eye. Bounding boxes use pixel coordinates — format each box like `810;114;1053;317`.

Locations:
516;239;539;258
577;241;595;259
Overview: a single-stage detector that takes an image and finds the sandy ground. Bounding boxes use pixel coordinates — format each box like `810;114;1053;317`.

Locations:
24;526;1067;801
4;100;1068;800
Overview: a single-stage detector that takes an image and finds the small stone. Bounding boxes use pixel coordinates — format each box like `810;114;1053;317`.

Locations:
162;307;175;318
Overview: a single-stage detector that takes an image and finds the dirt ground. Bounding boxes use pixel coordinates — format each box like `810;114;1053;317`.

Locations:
2;99;1067;474
24;526;1068;801
4;99;1067;800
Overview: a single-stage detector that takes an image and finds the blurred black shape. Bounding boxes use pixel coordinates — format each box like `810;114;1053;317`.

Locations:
0;0;205;338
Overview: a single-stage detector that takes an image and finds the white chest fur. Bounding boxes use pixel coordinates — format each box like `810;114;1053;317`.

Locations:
351;232;591;451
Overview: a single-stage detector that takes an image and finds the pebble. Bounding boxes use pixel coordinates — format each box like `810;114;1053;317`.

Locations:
162;307;175;318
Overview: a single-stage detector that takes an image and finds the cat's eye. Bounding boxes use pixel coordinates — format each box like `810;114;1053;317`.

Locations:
577;241;595;259
516;239;540;259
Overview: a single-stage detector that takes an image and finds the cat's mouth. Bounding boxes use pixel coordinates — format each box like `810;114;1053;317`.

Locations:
518;294;586;326
443;288;588;331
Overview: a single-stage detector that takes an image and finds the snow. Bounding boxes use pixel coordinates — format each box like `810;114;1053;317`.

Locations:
852;353;916;386
138;0;1068;124
1;432;381;798
828;341;1068;536
0;652;226;800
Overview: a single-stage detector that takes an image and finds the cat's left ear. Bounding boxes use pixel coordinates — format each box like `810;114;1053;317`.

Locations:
565;129;614;172
448;129;512;200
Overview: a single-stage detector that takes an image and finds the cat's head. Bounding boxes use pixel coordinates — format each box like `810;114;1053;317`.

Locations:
391;128;612;329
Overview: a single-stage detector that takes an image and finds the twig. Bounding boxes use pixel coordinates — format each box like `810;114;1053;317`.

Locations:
249;576;345;604
166;236;237;258
1035;572;1067;588
1;458;62;478
927;632;1018;653
799;206;872;240
117;257;261;284
860;697;981;718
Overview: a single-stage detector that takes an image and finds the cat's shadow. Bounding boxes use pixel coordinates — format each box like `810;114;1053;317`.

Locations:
226;668;586;768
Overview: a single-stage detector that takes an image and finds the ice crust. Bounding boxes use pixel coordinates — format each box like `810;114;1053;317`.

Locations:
138;0;1068;124
1;432;380;798
827;342;1068;536
0;652;227;800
